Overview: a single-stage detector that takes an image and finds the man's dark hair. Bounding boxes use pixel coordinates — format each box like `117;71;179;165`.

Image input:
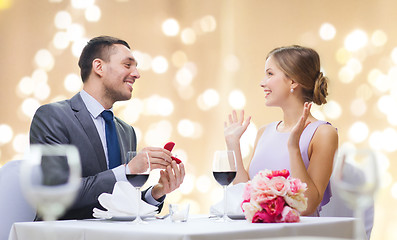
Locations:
78;36;130;82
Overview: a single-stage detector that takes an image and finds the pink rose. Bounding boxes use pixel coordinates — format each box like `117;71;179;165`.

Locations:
252;210;275;223
278;206;300;223
288;178;307;195
260;196;285;217
268;176;289;196
252;174;271;192
251;175;277;203
251;190;276;203
242;182;252;201
267;169;290;179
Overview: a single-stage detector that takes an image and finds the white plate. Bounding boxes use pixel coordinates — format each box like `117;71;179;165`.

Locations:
211;214;246;220
109;215;156;221
228;214;246;220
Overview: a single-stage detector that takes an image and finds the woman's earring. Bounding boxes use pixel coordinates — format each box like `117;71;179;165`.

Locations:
290;88;294;93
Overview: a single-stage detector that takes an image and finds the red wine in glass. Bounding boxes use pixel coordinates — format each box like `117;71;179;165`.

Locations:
213;171;236;186
212;150;237;222
126;174;149;188
126;151;150;224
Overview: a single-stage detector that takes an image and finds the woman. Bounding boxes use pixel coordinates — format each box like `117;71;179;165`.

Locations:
224;45;338;216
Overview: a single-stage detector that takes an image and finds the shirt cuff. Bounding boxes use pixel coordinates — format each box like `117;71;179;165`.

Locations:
112;165;127;182
144;186;165;206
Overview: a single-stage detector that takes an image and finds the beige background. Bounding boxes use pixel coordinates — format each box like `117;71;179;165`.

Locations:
1;0;396;239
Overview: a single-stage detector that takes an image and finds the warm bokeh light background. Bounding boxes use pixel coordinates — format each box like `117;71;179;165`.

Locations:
1;0;396;239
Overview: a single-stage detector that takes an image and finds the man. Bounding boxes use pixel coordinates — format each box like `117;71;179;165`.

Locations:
30;36;185;220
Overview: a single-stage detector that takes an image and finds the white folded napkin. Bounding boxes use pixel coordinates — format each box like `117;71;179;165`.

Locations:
210;183;245;216
93;181;157;219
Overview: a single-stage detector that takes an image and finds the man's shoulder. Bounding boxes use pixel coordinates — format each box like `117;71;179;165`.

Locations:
37;94;82;113
36;99;71;113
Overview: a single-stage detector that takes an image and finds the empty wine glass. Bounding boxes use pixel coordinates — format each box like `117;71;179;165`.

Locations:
20;144;81;221
125;151;150;224
212;150;237;222
333;146;379;240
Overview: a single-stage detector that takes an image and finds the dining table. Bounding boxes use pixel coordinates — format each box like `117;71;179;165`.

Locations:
8;215;358;240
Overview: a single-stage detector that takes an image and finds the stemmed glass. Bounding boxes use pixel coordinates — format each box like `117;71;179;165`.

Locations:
212;150;237;222
125;151;150;224
20;144;81;221
332;146;379;240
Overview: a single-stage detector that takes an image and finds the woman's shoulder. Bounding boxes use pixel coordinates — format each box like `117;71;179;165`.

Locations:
313;121;338;141
316;120;337;132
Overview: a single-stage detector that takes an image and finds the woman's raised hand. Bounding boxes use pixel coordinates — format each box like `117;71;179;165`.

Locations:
288;102;312;149
224;110;251;143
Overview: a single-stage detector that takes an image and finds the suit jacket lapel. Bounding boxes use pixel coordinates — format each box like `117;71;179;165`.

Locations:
70;93;108;171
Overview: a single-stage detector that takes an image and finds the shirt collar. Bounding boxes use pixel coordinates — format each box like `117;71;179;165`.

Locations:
80;89;113;118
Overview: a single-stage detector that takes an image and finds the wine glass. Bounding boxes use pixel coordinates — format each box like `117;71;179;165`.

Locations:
125;151;150;224
332;146;379;240
212;150;237;222
20;144;81;221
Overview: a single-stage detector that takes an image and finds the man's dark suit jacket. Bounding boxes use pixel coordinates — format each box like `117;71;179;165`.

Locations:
29;93;142;219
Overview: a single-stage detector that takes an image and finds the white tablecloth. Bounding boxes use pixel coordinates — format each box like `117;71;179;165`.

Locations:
9;216;356;240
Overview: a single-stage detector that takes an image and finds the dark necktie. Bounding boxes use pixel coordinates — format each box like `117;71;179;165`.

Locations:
101;110;121;169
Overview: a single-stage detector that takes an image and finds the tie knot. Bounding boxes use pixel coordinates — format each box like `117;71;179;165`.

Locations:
101;110;114;122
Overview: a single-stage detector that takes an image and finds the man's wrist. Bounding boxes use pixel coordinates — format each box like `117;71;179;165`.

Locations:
152;184;166;201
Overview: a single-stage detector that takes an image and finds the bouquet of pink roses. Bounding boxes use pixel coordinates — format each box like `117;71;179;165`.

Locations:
241;169;308;223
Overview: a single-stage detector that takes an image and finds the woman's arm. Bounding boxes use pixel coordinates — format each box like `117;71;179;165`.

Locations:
288;103;338;215
224;110;251;183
